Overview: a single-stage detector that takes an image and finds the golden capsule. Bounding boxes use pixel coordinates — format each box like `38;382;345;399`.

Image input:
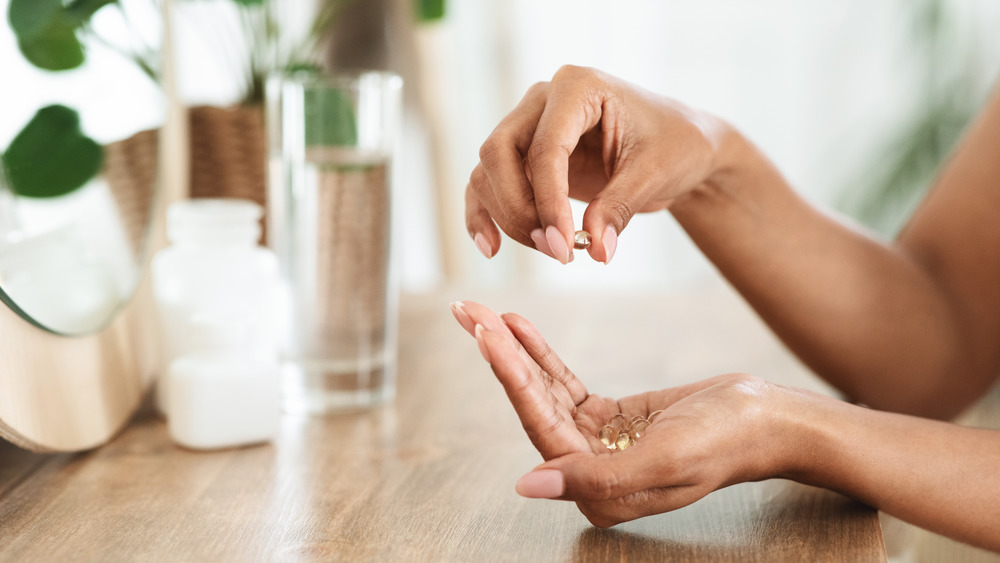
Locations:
648;410;664;423
573;230;592;250
608;413;627;431
615;430;632;451
629;419;650;441
629;415;647;428
598;425;618;449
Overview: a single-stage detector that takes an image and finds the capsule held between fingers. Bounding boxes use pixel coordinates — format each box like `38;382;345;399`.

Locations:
573;230;592;250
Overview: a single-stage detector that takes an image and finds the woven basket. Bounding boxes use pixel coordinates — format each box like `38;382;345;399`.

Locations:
187;105;268;242
102;128;159;257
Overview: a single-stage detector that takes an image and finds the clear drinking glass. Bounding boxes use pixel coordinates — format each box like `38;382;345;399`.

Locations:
266;70;402;413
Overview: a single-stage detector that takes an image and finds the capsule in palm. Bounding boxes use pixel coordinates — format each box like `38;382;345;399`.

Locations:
608;413;627;431
599;425;617;449
615;430;632;451
629;419;650;441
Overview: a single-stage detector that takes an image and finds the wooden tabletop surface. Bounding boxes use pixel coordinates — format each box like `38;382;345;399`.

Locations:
0;284;886;562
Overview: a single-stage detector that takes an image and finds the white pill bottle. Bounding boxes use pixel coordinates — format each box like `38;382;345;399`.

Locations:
151;199;282;420
166;313;280;449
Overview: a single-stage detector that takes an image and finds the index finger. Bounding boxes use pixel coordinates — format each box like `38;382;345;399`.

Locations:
526;66;610;263
477;83;549;253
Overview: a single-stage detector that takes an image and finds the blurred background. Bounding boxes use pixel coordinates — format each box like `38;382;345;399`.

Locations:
4;1;1000;554
6;0;1000;298
271;0;1000;295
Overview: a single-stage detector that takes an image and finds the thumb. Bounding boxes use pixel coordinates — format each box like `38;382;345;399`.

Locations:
580;172;653;264
515;449;666;502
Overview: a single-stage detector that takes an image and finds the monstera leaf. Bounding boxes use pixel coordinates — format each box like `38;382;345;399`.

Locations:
1;105;103;199
7;0;117;71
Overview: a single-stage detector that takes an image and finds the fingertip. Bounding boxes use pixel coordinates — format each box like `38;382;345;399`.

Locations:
515;469;565;499
545;225;572;264
500;312;538;339
474;232;495;259
474;324;491;363
450;301;476;335
499;311;526;326
602;224;618;265
581;216;620;265
530;228;555;260
465;184;502;258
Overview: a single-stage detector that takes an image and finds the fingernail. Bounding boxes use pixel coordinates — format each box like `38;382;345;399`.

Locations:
474;233;493;259
545;225;571;264
515;469;565;499
530;228;554;259
474;324;491;363
603;225;618;265
450;301;475;334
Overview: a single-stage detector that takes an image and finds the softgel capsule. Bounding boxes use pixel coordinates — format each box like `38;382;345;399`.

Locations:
598;411;658;451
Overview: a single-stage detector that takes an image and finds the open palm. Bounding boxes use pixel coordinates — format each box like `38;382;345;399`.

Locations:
451;300;624;460
451;300;785;528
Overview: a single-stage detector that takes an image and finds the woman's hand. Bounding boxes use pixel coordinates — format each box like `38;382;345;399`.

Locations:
451;300;800;527
450;299;618;460
467;65;730;264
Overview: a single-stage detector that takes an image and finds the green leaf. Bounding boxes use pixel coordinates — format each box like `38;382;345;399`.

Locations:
7;0;60;37
415;0;446;21
305;87;358;147
2;105;103;198
17;24;85;71
9;0;85;71
66;0;119;22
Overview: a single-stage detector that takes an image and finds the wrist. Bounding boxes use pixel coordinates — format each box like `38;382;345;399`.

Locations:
669;122;784;220
769;386;851;486
670;117;745;205
719;379;835;485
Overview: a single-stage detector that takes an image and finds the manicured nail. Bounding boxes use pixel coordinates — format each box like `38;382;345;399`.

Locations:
474;324;491;363
515;469;565;498
474;233;493;259
530;228;554;259
603;225;618;265
545;225;571;264
450;301;475;334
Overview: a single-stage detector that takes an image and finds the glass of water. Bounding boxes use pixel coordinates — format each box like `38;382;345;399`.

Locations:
266;70;403;414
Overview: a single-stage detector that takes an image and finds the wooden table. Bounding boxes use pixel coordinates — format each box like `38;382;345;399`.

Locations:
0;285;886;561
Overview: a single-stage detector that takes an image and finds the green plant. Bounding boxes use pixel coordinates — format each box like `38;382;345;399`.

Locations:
3;0;159;198
1;105;103;199
182;0;355;105
187;0;445;105
2;0;447;199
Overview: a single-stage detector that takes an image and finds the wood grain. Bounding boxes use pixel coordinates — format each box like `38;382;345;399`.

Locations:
0;287;886;561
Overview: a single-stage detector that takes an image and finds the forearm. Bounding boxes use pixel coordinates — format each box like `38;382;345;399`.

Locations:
780;389;1000;551
669;127;984;418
